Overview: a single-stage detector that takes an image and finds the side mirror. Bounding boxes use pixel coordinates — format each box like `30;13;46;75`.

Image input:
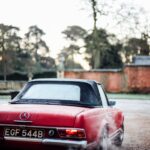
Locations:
10;91;19;100
109;100;116;106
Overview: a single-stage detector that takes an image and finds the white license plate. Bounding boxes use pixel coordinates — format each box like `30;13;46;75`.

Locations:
4;128;44;138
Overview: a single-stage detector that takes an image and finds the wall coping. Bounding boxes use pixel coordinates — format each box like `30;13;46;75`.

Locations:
125;64;150;67
0;81;27;82
65;68;122;72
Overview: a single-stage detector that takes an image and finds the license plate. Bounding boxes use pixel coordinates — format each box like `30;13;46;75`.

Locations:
4;128;44;138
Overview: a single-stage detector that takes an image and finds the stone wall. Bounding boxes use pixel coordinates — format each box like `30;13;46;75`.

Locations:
0;81;26;90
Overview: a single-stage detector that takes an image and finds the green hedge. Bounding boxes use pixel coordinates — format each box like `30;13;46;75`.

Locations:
33;71;57;79
0;71;57;81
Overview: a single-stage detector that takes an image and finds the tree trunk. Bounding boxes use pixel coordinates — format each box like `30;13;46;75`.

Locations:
2;42;7;81
91;0;101;69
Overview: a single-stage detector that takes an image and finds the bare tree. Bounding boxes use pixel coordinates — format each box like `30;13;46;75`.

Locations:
82;0;146;68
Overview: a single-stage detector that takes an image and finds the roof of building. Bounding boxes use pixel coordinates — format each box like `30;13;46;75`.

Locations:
132;56;150;65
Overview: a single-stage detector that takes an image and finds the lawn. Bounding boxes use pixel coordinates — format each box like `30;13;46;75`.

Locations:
0;95;10;100
0;93;150;101
107;93;150;100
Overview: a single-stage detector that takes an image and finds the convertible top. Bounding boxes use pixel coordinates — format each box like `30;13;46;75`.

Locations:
29;78;101;100
30;78;100;85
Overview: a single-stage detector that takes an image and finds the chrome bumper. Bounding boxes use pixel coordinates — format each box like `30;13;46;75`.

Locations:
43;139;87;148
4;137;87;149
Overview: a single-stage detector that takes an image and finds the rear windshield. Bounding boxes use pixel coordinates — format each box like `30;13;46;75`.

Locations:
22;84;80;101
18;82;100;106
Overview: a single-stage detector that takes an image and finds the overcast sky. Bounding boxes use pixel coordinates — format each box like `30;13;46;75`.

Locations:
0;0;150;58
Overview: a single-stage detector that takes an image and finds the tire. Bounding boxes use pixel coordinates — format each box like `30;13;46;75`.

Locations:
99;127;109;150
114;124;124;146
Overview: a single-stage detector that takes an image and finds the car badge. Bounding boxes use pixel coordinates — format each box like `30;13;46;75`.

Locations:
20;112;30;120
48;130;55;137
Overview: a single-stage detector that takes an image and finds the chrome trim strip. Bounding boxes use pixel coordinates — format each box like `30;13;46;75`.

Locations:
42;139;87;148
4;137;42;143
4;137;87;148
109;128;123;139
0;124;83;130
0;123;51;128
14;120;33;124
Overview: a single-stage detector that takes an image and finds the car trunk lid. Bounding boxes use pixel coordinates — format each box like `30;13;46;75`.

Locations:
0;104;89;127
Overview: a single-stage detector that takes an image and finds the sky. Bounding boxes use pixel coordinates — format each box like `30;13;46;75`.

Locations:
0;0;150;59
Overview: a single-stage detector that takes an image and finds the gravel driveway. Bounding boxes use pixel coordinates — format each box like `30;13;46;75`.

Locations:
0;99;9;104
0;99;150;150
115;100;150;150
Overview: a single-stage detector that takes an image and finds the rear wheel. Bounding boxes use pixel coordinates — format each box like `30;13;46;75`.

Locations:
98;127;110;150
114;124;124;146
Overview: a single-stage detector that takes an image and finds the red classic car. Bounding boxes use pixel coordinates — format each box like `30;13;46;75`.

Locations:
0;79;124;150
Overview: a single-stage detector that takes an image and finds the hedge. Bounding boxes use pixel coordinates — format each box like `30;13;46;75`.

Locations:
0;71;57;81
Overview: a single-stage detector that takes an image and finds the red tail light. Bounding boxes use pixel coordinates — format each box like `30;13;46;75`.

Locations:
57;128;86;139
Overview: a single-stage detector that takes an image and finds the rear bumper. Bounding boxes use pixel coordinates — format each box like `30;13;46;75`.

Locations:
4;137;87;149
43;139;87;148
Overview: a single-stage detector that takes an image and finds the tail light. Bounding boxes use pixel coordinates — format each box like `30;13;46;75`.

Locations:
57;128;86;139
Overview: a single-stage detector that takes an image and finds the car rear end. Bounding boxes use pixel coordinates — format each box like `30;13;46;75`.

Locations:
0;79;101;150
0;125;87;150
0;104;89;150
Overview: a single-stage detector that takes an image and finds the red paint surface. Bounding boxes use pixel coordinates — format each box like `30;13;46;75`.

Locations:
0;104;123;149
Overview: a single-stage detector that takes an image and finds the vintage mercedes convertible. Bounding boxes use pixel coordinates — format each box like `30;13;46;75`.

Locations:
0;79;124;150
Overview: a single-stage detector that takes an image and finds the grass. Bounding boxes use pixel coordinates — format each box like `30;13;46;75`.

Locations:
107;93;150;100
0;95;10;100
0;94;150;101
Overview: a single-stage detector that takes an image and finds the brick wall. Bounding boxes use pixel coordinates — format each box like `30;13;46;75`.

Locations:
0;66;149;93
64;66;150;93
124;66;150;93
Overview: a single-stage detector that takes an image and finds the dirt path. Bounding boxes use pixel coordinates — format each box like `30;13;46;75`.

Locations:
115;100;150;150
